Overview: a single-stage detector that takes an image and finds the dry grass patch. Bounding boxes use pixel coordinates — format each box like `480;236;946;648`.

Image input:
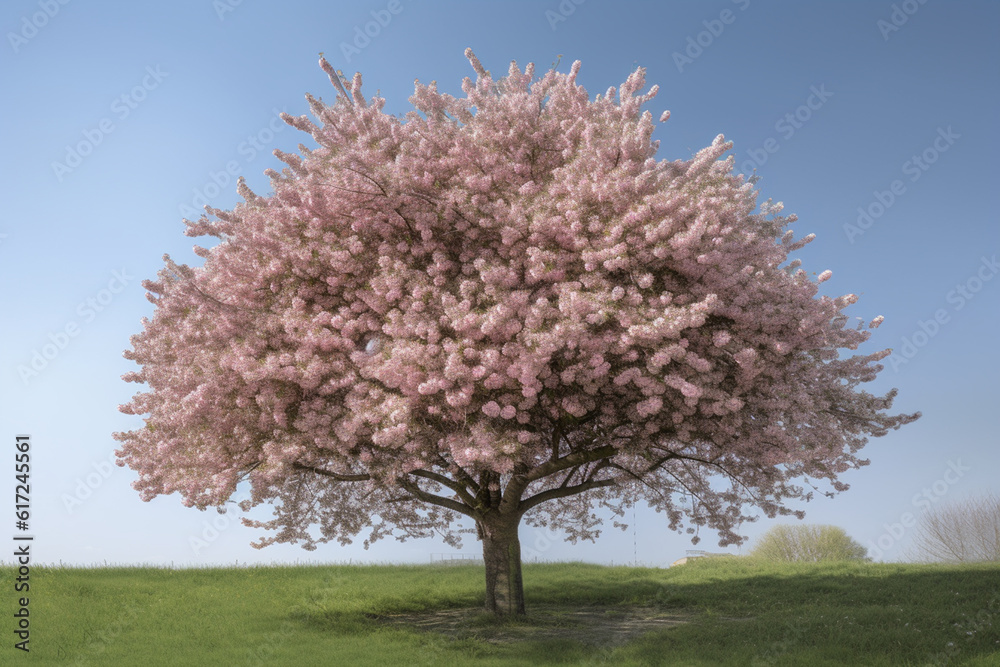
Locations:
374;604;695;646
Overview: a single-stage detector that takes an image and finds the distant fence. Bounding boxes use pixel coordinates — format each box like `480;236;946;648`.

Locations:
429;553;484;566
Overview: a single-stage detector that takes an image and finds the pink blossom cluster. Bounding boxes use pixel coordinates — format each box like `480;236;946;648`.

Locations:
115;50;919;551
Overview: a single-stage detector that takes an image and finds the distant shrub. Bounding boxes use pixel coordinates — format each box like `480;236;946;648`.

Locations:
750;524;870;563
906;493;1000;563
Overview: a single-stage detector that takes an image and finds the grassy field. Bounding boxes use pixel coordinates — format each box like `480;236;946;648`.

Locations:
2;558;998;666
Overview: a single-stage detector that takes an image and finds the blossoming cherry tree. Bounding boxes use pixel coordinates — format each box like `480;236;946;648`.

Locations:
115;50;920;617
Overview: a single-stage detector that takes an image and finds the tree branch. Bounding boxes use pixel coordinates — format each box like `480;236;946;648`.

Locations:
500;444;617;514
550;421;562;462
409;469;477;508
526;444;618;483
340;165;388;196
396;477;479;520
319;182;380;198
434;454;480;494
518;478;618;516
293;462;370;482
558;464;582;488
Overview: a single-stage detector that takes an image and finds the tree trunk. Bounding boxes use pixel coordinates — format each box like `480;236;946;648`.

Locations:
479;514;526;617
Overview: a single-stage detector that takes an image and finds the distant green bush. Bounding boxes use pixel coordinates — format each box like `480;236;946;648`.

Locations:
749;524;870;562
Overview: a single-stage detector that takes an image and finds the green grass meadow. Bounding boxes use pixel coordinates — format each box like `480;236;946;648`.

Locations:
2;558;998;665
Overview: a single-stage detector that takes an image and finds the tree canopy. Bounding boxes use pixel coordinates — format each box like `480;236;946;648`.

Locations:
115;49;919;614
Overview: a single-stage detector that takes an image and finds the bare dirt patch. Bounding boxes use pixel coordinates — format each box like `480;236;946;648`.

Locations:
374;605;693;646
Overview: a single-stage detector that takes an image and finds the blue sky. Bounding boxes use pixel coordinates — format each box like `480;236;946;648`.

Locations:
1;0;997;567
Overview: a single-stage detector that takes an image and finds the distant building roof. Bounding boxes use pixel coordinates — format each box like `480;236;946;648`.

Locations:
670;552;730;566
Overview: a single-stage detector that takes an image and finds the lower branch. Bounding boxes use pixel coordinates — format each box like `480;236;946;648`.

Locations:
397;477;480;520
293;463;370;482
518;478;618;516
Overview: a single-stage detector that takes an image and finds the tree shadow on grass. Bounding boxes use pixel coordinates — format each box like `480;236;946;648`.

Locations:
375;604;696;647
290;562;1000;665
